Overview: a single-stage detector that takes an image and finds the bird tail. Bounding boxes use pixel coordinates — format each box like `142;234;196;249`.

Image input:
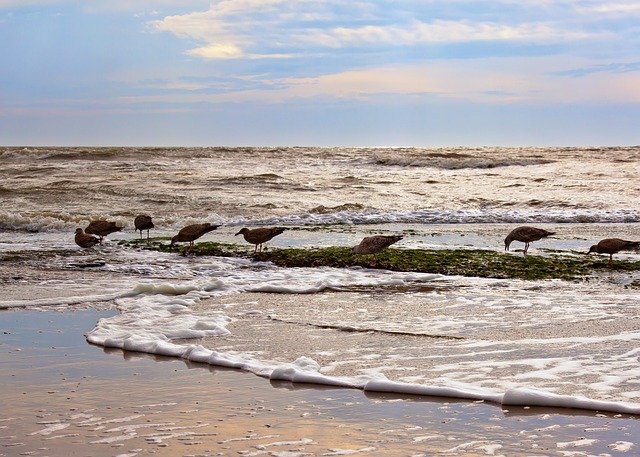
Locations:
203;224;221;235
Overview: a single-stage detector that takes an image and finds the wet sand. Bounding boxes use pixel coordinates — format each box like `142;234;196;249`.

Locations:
1;309;639;456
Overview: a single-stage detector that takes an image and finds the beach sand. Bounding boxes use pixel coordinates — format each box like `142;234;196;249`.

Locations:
2;309;639;456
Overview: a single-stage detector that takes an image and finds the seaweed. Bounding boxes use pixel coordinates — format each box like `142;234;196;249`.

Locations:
121;238;640;282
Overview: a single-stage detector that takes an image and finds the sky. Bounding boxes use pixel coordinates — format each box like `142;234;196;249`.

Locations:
1;0;639;147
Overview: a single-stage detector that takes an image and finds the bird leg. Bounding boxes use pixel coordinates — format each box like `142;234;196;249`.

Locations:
185;241;195;256
609;255;613;268
524;242;529;255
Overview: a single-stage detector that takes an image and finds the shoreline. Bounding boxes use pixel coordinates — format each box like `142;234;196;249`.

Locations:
2;308;640;456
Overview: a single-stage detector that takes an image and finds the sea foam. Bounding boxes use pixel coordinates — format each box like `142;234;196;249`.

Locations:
2;207;640;234
78;266;640;416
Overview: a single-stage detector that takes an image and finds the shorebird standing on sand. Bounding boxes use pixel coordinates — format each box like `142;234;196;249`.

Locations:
352;234;403;266
85;220;123;245
74;228;100;248
134;214;154;240
587;238;640;268
504;226;555;256
170;223;220;255
235;227;287;253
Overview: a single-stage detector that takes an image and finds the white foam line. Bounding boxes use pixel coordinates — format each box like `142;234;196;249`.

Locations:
557;438;598;448
609;441;634;452
86;330;640;415
0;290;140;309
254;438;316;450
502;388;640;415
364;378;503;403
29;423;70;436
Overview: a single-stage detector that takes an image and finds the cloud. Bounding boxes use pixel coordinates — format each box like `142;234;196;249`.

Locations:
555;61;640;77
576;1;640;15
184;43;293;60
150;1;600;61
300;20;593;48
0;0;210;11
5;0;639;117
111;55;640;109
186;43;245;59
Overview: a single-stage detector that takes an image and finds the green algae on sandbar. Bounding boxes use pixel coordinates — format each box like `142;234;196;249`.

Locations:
121;238;640;281
254;247;593;281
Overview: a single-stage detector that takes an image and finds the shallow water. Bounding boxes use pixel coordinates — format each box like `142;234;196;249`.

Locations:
2;309;640;457
1;146;640;416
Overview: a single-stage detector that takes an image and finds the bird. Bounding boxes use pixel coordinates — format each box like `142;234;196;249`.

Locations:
235;227;286;253
134;215;154;240
74;228;100;248
587;238;640;267
170;223;221;255
85;220;123;245
352;234;403;266
504;226;555;256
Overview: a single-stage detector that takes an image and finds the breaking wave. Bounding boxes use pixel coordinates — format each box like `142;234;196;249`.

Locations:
253;208;640;227
2;207;640;233
372;150;555;169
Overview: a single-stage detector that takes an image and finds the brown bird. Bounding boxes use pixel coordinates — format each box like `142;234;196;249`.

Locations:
85;220;123;245
504;226;555;256
235;227;286;253
74;228;100;248
134;215;154;240
352;234;403;266
170;223;221;255
587;238;640;267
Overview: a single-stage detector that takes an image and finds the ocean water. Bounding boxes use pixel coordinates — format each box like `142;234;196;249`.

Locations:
1;146;640;414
